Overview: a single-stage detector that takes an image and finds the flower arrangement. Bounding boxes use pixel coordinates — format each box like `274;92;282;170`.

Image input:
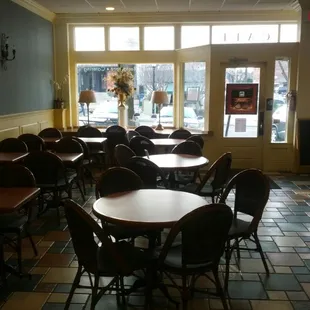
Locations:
52;74;69;102
106;67;135;107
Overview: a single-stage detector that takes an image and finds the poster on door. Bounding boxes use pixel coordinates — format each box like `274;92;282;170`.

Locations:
225;83;258;115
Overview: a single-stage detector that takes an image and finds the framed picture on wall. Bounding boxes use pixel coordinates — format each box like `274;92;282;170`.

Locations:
186;87;200;101
225;83;258;115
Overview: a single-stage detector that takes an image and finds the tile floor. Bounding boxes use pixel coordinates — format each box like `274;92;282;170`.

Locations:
2;173;310;309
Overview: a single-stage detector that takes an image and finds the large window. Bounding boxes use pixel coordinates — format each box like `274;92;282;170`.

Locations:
181;26;210;49
183;62;206;130
271;59;290;143
77;64;174;128
109;27;139;51
144;27;174;50
74;27;105;51
212;25;279;44
280;24;298;43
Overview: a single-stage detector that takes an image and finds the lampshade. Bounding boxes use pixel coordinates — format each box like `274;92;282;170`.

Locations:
78;90;96;104
150;91;168;105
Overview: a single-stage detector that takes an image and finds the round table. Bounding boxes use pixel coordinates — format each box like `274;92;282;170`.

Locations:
145;153;209;170
93;189;207;229
150;138;184;147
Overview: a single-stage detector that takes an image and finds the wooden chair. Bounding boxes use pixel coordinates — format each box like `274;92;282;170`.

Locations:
169;128;192;139
126;130;140;142
135;125;156;139
64;200;153;310
130;136;156;156
219;168;270;291
156;204;232;310
18;134;46;151
38;127;62;139
114;144;136;167
181;152;232;202
0;138;28;153
0;164;38;276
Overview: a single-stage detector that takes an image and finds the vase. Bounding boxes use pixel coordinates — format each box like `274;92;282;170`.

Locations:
118;93;126;108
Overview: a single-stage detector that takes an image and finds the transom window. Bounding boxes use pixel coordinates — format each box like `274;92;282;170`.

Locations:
74;27;105;51
109;27;139;51
144;26;175;50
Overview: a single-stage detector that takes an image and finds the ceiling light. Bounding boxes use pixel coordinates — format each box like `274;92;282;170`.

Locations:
105;7;115;11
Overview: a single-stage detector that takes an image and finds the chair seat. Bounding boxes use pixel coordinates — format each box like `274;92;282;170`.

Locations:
98;241;153;276
0;213;28;231
159;244;212;271
228;218;251;238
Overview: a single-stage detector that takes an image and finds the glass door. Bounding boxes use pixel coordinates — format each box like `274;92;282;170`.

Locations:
221;64;266;169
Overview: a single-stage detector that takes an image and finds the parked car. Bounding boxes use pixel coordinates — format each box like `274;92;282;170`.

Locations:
272;105;287;142
154;106;201;129
79;101;118;126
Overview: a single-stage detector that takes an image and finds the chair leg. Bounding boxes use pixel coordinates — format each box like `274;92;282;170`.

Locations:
91;275;99;310
182;275;188;310
120;276;126;305
213;267;229;310
25;228;38;256
64;265;82;310
76;179;85;202
235;238;240;261
224;240;231;291
253;232;269;275
16;231;22;276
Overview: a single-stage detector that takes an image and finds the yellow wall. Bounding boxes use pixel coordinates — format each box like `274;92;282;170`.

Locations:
0;110;54;140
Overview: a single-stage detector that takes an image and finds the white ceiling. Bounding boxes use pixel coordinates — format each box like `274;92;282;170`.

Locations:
34;0;299;14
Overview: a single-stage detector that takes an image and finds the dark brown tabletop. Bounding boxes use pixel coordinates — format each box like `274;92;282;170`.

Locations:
145;154;209;170
93;189;207;229
78;137;107;145
150;138;184;146
55;153;84;163
0;152;28;163
0;187;40;214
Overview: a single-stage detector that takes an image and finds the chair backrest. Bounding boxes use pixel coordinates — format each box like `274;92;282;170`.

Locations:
129;136;156;156
64;200;132;275
77;125;89;136
197;152;232;194
0;138;28;153
135;126;156;139
0;164;36;187
96;167;143;198
38;128;63;139
125;156;168;189
106;125;127;135
126;130;140;142
24;151;67;187
169;129;192;139
18;134;46;152
158;204;233;267
186;135;204;149
114;144;136;166
55;137;84;154
171;140;202;156
72;136;90;159
77;126;102;138
220;169;270;232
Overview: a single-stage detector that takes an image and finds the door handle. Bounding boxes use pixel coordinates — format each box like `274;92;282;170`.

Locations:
258;111;264;136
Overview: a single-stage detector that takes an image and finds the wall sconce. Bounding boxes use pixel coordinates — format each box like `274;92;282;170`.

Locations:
1;33;16;70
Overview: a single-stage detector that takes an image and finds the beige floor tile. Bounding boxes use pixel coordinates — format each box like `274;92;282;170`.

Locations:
43;231;71;241
30;267;50;275
37;240;54;248
301;283;310;298
188;298;210;310
239;259;267;273
1;292;50;310
286;291;308;300
48;293;69;303
37;253;75;267
267;291;288;300
41;267;78;283
273;266;292;273
251;300;293;310
209;299;224;309
229;300;251;310
11;247;49;260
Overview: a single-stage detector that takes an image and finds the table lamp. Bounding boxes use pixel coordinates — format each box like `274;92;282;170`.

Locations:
151;91;168;130
78;90;96;125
